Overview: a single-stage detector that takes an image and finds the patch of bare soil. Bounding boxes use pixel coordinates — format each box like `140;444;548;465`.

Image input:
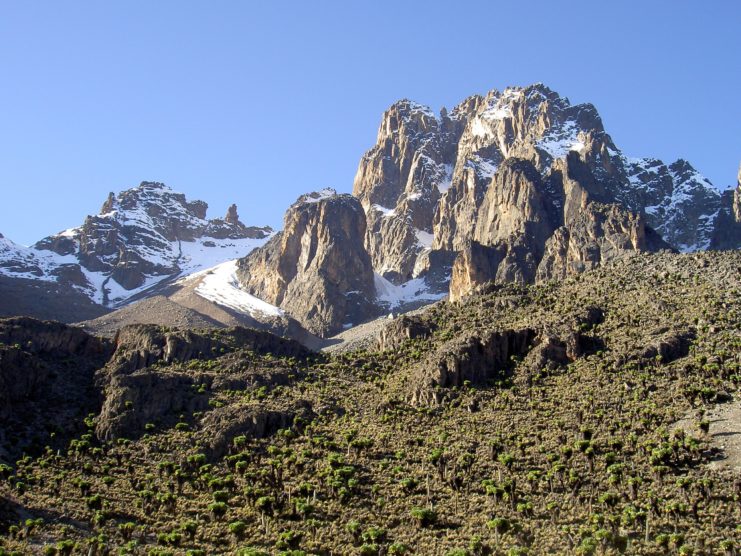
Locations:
675;397;741;474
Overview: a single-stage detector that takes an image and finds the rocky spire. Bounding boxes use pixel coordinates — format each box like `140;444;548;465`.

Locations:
100;192;116;214
225;204;240;225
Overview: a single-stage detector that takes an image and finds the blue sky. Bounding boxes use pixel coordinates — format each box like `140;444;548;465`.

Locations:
1;0;739;245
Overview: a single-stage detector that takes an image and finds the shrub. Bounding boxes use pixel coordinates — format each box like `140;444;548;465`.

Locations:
213;490;230;503
228;520;247;538
361;526;385;543
410;507;436;528
208;501;228;518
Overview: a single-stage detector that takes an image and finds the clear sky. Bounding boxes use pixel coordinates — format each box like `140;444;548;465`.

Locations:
1;0;739;245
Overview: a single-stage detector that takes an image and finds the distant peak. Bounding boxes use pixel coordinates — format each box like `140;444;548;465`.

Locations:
138;181;171;190
388;99;437;119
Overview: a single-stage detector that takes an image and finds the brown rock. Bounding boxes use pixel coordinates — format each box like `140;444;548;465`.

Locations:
237;190;377;337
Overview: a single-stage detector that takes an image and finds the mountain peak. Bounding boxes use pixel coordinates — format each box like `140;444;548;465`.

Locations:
137;180;171;191
295;187;339;206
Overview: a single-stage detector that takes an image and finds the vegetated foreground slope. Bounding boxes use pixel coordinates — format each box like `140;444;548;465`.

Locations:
0;251;739;555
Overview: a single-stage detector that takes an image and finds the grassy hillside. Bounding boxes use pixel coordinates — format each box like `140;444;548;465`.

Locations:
1;251;739;555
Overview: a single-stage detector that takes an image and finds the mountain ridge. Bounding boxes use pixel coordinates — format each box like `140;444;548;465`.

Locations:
0;84;739;341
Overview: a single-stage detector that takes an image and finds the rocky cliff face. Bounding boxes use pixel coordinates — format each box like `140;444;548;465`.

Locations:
353;100;461;283
709;162;741;250
0;316;314;463
352;84;734;302
95;323;311;441
624;158;723;251
0;182;272;313
0;318;112;461
237;189;377;337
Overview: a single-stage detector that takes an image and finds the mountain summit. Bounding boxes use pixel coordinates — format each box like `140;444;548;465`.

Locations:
1;85;739;338
0;182;272;319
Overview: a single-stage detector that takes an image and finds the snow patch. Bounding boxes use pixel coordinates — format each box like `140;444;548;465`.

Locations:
177;235;272;277
466;156;498;179
374;273;446;309
300;187;337;204
195;260;285;317
407;101;436;119
437;164;454;193
371;204;396;218
537;121;585;158
415;229;434;249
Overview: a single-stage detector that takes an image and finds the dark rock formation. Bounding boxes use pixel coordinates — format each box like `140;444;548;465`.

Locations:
201;401;314;459
709;163;741;250
0;317;111;359
205;203;271;240
409;328;536;405
105;324;312;376
377;315;436;352
95;367;206;442
637;328;696;367
94;324;312;440
0;318;112;462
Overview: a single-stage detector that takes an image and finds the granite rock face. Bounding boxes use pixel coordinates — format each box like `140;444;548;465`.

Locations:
353;100;461;283
352;84;735;304
237;189;377;337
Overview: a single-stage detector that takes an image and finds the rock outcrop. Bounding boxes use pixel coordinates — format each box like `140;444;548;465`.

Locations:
636;328;696;367
201;400;314;459
449;153;672;300
104;323;311;376
0;318;112;461
95;324;313;440
0;316;111;358
377;314;436;352
408;328;536;405
237;189;377;337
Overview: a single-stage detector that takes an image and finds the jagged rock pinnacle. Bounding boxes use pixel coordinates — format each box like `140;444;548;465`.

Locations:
101;192;116;214
225;204;240;225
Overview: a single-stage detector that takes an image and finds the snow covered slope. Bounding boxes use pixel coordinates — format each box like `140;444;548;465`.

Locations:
192;260;285;318
0;182;272;311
